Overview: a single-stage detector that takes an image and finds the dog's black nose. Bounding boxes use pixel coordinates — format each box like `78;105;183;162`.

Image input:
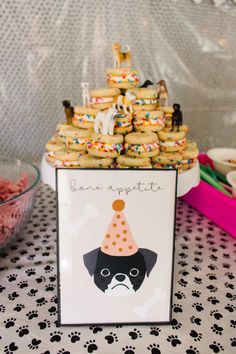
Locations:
115;274;125;282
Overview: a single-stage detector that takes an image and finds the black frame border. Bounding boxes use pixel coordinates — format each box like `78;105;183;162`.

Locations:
56;167;178;327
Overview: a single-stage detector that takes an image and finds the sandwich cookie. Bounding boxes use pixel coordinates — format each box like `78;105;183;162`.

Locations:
87;133;124;158
181;145;199;171
45;135;65;152
106;68;139;89
58;126;92;151
125;132;159;158
158;129;186;152
90;88;120;110
133;110;164;132
152;152;182;172
186;140;197;149
114;112;133;135
116;154;152;169
166;124;189;133
162;106;174;129
56;122;71;141
79;154;114;168
72;106;100;129
130;88;158;111
45;148;85;167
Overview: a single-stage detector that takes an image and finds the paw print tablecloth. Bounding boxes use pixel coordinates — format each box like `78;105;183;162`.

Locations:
0;183;235;354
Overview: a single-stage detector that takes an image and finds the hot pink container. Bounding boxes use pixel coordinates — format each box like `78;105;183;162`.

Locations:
181;154;236;239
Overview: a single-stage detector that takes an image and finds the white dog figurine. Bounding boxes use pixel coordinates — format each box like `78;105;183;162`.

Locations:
94;106;118;136
81;82;90;107
115;91;136;114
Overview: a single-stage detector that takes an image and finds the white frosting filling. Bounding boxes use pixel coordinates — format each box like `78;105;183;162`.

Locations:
134;99;157;105
160;138;186;147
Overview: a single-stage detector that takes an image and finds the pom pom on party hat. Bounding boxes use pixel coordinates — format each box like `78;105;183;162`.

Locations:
101;199;138;256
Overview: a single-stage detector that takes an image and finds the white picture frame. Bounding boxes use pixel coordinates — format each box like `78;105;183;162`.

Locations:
56;168;177;325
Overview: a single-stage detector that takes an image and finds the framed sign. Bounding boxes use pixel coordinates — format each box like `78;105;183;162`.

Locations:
56;168;177;325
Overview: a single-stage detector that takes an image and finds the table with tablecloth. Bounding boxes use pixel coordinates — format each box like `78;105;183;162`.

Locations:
0;183;235;354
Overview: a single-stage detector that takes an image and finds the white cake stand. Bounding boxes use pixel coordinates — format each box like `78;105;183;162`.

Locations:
41;153;200;197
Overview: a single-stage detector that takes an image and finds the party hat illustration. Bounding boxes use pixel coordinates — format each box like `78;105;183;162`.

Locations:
101;199;138;257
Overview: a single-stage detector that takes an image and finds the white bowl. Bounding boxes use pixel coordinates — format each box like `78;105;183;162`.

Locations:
207;148;236;176
227;171;236;198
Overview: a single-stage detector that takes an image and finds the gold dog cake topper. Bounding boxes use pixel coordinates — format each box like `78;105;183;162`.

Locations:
112;42;131;68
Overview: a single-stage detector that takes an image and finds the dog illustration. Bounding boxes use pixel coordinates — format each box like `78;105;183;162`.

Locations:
139;80;154;88
83;247;157;296
81;82;90;107
62;100;74;125
171;103;183;132
114;91;136;114
83;199;157;296
94;106;118;135
112;43;131;68
157;80;168;107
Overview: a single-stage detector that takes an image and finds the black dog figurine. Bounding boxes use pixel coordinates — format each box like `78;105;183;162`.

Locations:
62;100;74;125
171;103;183;132
83;247;157;295
139;80;153;88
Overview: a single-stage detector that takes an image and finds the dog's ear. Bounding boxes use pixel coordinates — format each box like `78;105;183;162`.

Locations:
139;248;157;277
83;248;100;276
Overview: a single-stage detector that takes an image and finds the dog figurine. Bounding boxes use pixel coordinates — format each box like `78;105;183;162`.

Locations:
157;80;168;107
94;106;118;136
81;82;90;107
114;91;136;114
83;247;157;296
62;100;74;125
171;103;183;132
112;43;131;68
139;80;154;88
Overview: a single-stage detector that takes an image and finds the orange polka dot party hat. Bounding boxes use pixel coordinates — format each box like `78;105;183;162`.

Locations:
101;199;138;257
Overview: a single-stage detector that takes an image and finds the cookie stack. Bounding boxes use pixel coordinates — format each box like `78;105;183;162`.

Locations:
45;44;199;171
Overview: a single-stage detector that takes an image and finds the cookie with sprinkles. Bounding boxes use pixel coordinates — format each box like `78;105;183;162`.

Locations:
114;112;133;135
152;151;182;173
45;148;85;167
87;133;124;158
130;87;158;111
90;87;121;110
124;132;159;158
116;154;152;169
72;106;100;130
181;144;199;171
133;110;164;132
158;129;186;152
79;154;114;168
106;68;139;89
45;135;66;153
57;126;93;151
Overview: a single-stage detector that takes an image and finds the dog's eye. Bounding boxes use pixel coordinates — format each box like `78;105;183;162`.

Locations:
129;268;139;277
101;268;110;277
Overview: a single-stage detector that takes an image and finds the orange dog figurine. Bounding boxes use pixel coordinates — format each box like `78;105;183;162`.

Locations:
112;43;131;68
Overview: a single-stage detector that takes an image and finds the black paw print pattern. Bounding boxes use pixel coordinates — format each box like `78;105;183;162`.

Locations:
68;331;81;343
0;188;235;353
84;340;98;353
104;332;118;344
128;328;142;340
147;343;161;353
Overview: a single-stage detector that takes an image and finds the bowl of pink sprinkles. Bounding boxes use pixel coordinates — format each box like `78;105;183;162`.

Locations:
0;159;40;250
